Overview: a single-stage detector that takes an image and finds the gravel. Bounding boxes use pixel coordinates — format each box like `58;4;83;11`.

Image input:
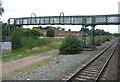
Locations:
9;41;113;80
100;42;118;80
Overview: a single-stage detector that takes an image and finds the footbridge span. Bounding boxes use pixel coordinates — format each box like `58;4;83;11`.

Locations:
8;14;120;26
7;13;120;47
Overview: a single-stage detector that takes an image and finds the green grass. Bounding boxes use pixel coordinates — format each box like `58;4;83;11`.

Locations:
2;37;62;80
1;38;62;63
2;48;51;63
2;54;59;80
1;36;114;63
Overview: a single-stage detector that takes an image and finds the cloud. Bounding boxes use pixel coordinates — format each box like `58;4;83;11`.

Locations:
2;0;119;33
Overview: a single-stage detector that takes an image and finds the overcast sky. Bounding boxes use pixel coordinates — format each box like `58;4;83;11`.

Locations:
1;0;120;33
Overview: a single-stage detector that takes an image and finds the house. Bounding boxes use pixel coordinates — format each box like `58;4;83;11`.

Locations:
41;28;82;37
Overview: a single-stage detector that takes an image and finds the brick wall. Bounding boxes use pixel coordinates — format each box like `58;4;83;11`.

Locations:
41;29;82;37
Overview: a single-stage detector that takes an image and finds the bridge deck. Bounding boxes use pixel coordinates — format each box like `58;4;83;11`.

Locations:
8;14;120;26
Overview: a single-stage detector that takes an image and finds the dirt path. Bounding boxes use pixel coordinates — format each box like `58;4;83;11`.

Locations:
1;49;59;76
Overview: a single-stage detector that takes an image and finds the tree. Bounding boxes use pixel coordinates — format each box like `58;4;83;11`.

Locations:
80;28;90;35
56;26;61;30
11;28;24;49
46;28;55;37
59;34;81;54
46;26;56;30
113;33;120;37
94;29;112;36
68;29;71;31
33;27;38;29
32;28;41;37
24;28;41;38
0;1;4;16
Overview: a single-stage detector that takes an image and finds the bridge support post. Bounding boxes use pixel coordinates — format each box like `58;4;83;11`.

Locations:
91;25;95;47
82;25;87;47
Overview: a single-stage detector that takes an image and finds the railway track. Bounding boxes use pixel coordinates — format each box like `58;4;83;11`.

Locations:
65;40;118;82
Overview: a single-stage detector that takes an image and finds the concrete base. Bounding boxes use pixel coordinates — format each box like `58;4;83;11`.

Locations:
2;49;11;56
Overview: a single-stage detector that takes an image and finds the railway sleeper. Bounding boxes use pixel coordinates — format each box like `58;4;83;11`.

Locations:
75;77;86;80
76;75;95;80
83;70;99;73
85;68;98;71
78;74;98;79
80;72;98;77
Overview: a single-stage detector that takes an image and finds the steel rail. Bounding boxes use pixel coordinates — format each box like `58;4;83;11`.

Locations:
95;44;118;81
65;40;117;82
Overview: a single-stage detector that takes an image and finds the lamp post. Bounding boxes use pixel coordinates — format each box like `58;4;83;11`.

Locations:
59;12;64;24
60;12;64;17
31;13;36;24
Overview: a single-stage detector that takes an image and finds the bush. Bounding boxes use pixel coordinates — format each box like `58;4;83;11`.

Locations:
95;37;102;46
59;35;81;54
113;33;120;37
2;28;9;41
24;28;41;38
31;28;41;37
22;37;50;49
95;36;114;46
46;28;55;37
11;30;24;49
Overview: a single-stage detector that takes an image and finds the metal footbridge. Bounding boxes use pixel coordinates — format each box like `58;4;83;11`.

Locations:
8;14;120;26
7;13;120;47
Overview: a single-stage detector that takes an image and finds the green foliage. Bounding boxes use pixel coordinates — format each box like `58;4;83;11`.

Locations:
46;28;55;37
80;28;91;35
33;27;38;29
46;26;56;29
94;29;112;36
95;36;114;46
22;37;50;49
2;23;11;41
24;28;41;38
10;27;42;49
56;26;61;30
68;29;71;31
95;36;103;46
32;28;41;37
11;29;24;49
0;1;4;16
59;35;81;54
113;33;120;37
24;28;41;37
2;28;9;41
37;26;60;30
2;26;61;52
80;28;112;36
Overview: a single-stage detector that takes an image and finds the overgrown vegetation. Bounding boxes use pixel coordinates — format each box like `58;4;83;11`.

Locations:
80;28;120;37
2;37;61;63
80;28;118;46
1;24;118;61
94;36;115;46
10;27;42;49
113;33;120;37
11;29;24;49
1;26;61;62
59;34;81;54
0;0;4;16
46;28;55;37
24;28;41;38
